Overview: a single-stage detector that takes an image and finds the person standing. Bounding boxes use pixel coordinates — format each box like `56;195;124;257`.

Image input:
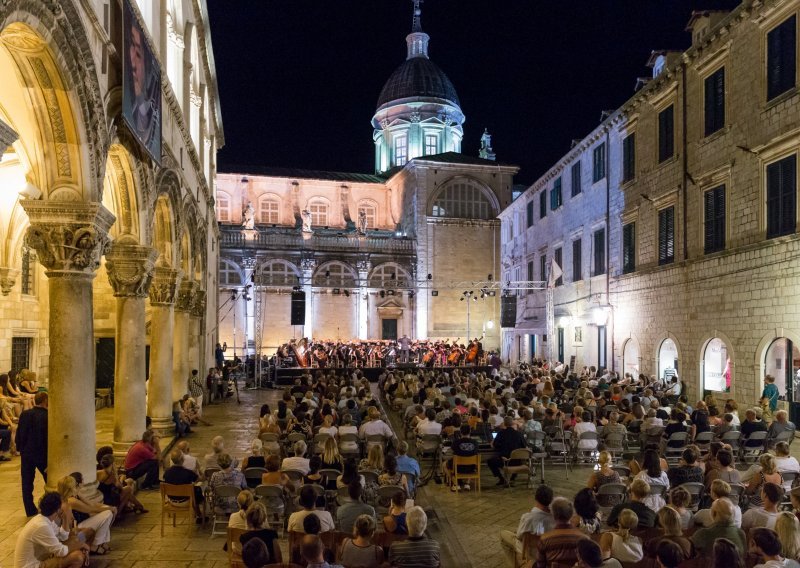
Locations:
763;375;780;414
215;342;226;370
187;369;204;418
16;391;49;517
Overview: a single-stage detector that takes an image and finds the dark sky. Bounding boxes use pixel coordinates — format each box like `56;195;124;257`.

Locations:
207;0;740;184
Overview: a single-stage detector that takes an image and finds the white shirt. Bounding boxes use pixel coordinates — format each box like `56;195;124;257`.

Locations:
182;453;199;473
692;498;742;528
415;419;442;437
741;507;779;530
573;421;598;449
359;419;394;439
14;514;70;568
287;509;335;533
281;456;310;475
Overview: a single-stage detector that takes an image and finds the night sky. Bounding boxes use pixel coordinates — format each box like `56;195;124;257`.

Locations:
207;0;740;184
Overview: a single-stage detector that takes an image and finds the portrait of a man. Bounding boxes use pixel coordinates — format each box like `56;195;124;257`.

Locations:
122;0;161;162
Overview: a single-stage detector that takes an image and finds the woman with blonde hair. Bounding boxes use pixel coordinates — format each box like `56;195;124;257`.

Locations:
542;379;555;398
321;437;343;478
586;451;621;495
241;438;265;470
600;508;643;562
318;414;338;438
359;443;384;474
746;453;783;507
645;505;693;560
57;474;115;555
775;511;800;562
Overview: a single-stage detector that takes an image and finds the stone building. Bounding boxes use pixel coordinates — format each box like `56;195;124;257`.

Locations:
502;0;800;406
216;4;517;357
0;0;222;486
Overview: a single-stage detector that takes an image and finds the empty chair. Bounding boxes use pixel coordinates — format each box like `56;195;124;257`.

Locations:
693;431;714;454
664;432;689;463
254;484;286;534
210;484;241;536
259;432;282;456
502;448;533;488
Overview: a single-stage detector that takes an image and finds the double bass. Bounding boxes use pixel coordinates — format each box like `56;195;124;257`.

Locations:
447;338;462;365
292;339;310;368
466;334;485;365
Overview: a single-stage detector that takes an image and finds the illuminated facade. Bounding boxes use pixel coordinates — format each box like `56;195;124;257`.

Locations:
0;0;223;486
502;0;800;406
217;4;517;356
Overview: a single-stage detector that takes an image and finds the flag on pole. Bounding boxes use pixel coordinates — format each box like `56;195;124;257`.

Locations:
548;259;563;288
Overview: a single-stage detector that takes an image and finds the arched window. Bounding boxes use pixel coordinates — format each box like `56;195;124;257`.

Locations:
369;263;412;287
219;259;243;286
357;200;377;229
313;262;357;287
259;196;280;224
258;259;299;286
765;338;800;397
622;339;639;378
308;199;329;227
430;180;494;220
658;338;679;383
703;337;731;393
216;192;230;222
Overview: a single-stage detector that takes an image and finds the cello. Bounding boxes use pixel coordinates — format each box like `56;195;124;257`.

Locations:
466;334;485;365
447;338;462;366
292;339;310;368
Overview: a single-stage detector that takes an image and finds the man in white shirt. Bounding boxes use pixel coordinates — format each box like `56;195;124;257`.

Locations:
573;411;598;450
281;440;311;475
415;408;443;437
692;479;742;528
287;485;335;533
176;440;199;474
358;407;396;441
14;492;88;568
741;482;782;530
499;483;556;564
775;442;800;490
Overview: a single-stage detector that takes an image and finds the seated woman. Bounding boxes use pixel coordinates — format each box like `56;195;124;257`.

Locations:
382;490;408;535
705;449;740;490
586;451;620;494
572;487;601;534
669;487;693;530
600;509;643;563
645;506;693;561
633;449;670;512
340;514;386;568
209;453;248;516
379;455;409;495
97;452;146;515
17;370;38;395
241;439;266;470
318;414;338;438
57;474;115;555
239;502;282;564
320;437;344;488
337;458;366;489
746;453;784;508
261;454;294;494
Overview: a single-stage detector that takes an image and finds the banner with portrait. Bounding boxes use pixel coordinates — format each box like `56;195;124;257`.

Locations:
122;0;161;163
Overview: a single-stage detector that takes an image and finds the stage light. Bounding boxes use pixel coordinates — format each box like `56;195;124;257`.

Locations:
431;290;438;297
325;270;330;278
487;320;495;329
463;291;468;296
460;297;464;301
488;291;496;297
473;296;477;302
408;291;415;298
488;274;493;281
332;288;341;295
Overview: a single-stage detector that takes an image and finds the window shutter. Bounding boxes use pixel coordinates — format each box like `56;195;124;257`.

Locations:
554;248;563;286
623;134;636;182
593;229;605;275
705;68;725;136
571;162;582;197
573;239;582;282
540;191;547;218
526;201;534;228
658;207;675;264
768;16;797;101
704;188;715;253
622;223;635;274
659;106;675;162
781;156;797;236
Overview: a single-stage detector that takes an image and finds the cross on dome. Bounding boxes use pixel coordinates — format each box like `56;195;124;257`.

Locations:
412;0;424;33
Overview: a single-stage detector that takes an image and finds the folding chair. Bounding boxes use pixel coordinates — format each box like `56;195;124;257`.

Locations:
376;485;405;515
596;483;626;516
664;432;689;464
359;470;380;488
160;482;196;536
603;433;626;463
203;466;221;481
515;532;540;568
227;526;248;567
720;430;741;453
678;482;705;512
547;430;572;466
503;448;534;488
255;484;286;534
451;453;481;493
244;467;267;489
313;433;332;454
772;429;795;448
366;434;387;453
611;465;631;482
740;431;768;463
693;431;714;455
642;426;665;448
781;471;799;508
727;483;746;506
282;468;305;491
318;468;341;507
210;484;241;536
648;483;668;501
575;431;599;463
259;432;282;456
338;433;361;459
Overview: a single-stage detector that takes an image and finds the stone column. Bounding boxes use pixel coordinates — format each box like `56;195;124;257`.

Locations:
105;244;157;456
301;258;315;338
173;280;198;402
21;200;114;486
147;261;182;436
357;258;370;340
188;290;206;374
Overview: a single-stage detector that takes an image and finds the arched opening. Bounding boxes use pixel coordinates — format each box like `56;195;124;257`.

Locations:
257;259;300;287
220;259;243;287
102;144;143;241
622;338;640;378
369;263;412;288
312;261;357;288
702;337;731;393
153;195;176;265
429;178;497;220
658;338;679;383
357;199;378;229
764;337;799;402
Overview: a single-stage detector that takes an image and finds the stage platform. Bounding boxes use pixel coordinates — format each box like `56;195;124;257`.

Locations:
270;364;494;385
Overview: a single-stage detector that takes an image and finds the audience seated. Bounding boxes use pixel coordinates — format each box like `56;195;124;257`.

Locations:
123;430;160;490
692;498;746;556
499;483;555;563
607;479;657;528
387;506;440;568
693;479;742;528
599;509;643;563
742;482;782;530
239;501;282;563
339;514;385;568
751;527;800;568
534;496;585;568
209;453;247;515
163;449;205;523
56;474;114;555
287;484;335;533
14;492;89;568
337;481;376;534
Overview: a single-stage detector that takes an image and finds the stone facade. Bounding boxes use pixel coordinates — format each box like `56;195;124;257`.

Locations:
501;0;800;406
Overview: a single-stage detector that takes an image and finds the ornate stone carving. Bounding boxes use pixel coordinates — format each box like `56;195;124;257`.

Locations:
300;256;316;272
0;118;19;148
191;289;207;318
409;112;421;123
175;280;199;313
0;267;19;296
21;201;114;275
148;263;182;306
105;244;157;298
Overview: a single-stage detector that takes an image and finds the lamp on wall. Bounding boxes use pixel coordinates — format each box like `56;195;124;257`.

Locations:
592;306;611;326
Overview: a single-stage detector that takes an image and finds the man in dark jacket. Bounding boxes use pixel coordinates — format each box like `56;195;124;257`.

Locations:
488;416;527;485
16;392;49;517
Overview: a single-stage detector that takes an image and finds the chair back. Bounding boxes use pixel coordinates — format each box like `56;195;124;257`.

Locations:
339;432;359;443
244;467;267;488
611;465;631;479
359;470;380;486
678;482;705;511
318;468;341;485
721;431;741;444
313;433;332;451
300;483;325;499
605;433;626;449
260;432;280;443
518;532;540;562
418;434;441;455
508;448;532;461
161;482;195;508
648;483;667;497
282;469;305;484
452;453;480;470
255;484;285;500
227;526;248;565
204;466;221;480
376;484;405;507
287;432;307;444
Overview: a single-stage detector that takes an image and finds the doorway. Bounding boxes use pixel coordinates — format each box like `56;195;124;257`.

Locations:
382;318;398;340
95;338;115;390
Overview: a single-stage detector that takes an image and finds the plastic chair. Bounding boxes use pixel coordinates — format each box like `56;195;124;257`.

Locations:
693;431;714;454
375;484;405;514
741;431;768;463
313;433;332;454
259;432;282;455
597;482;627;515
338;433;361;459
160;482;196;536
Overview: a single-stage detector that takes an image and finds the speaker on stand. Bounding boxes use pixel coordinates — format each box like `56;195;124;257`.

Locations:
291;291;306;326
501;295;517;328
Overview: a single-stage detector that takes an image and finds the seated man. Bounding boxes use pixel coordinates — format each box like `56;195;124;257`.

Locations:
163;449;205;523
300;535;343;568
499;484;555;565
123;430;160;489
606;479;657;528
741;408;768;446
769;411;797;447
692;479;742;528
287;484;335;533
534;497;585;568
488;416;527;486
667;447;703;486
691;498;746;556
750;527;798;568
395;441;421;495
388;506;440;567
446;424;479;491
741;482;782;530
14;492;89;568
336;481;376;534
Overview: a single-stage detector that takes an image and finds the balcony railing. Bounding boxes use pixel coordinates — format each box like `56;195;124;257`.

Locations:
219;228;415;254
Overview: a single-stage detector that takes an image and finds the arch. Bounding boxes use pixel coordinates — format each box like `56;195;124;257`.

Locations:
185;22;201;148
257;193;282;225
102;142;147;242
698;331;736;395
369;262;412;288
219;258;243;286
306;196;331;227
755;329;800;403
312;260;357;287
357;199;379;229
621;337;641;378
257;259;300;287
654;332;682;385
153;195;177;265
427;176;499;220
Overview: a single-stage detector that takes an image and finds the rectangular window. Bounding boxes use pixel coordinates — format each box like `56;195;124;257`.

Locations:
425;134;438;155
217;196;229;222
766;154;797;239
658;105;675;163
526;201;534;228
598;325;607;369
394;135;408;166
767;15;797;102
704;67;726;136
592;143;606;182
21;247;36;296
704;185;726;253
309;202;329;227
11;337;31;373
593;228;606;276
539;190;547;219
554;247;563;286
540;254;547;282
571;162;582;197
658;206;676;265
527;260;534;282
622;223;636;274
259;200;280;224
622;133;636;183
572;239;582;282
550;177;562;210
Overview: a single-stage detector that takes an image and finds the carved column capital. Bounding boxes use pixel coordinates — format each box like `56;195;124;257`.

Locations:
105;244;157;298
21;200;114;277
191;289;207;318
148;262;182;306
175;280;199;313
0;267;19;295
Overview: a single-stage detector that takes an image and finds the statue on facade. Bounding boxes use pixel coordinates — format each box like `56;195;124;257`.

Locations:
242;202;255;230
358;209;368;235
301;209;313;233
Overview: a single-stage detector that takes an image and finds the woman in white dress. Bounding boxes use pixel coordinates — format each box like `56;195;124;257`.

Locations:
600;509;643;563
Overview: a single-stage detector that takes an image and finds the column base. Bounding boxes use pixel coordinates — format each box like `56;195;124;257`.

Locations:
150;417;175;439
112;440;135;459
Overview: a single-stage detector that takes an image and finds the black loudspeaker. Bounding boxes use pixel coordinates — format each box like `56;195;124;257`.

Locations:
501;295;517;328
290;291;306;325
